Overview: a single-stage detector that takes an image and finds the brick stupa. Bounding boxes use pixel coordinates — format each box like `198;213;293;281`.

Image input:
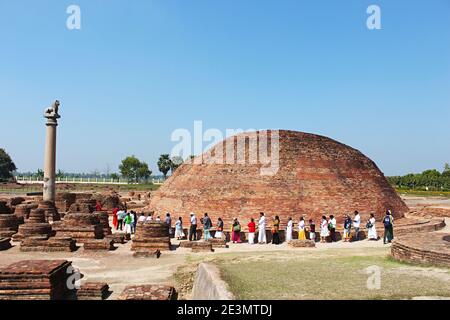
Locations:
149;130;408;227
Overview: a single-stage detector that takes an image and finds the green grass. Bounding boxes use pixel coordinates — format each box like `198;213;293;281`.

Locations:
395;188;450;198
209;248;450;300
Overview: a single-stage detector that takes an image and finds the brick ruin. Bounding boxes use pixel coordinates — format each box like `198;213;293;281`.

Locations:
0;201;19;239
0;260;75;300
131;221;171;254
149;130;409;229
391;232;450;267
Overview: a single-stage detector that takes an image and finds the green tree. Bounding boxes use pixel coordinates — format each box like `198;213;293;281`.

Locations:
157;154;172;179
170;156;184;174
35;169;44;179
136;163;152;183
119;156;151;183
442;163;450;178
110;173;119;182
119;156;142;183
0;148;17;182
56;170;65;179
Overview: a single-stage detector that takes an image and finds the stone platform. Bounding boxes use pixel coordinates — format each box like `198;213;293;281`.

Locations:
77;282;110;300
52;212;104;241
391;232;450;268
208;238;229;248
118;285;176;300
131;222;171;252
0;260;74;300
20;236;77;252
191;241;214;253
83;239;115;251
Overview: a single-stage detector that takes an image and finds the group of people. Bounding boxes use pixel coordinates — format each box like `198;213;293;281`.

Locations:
110;207;396;245
171;211;396;245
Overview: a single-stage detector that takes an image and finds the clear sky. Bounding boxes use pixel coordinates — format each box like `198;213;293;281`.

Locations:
1;0;449;176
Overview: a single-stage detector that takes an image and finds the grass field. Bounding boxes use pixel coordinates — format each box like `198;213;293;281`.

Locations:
396;188;450;198
199;247;450;300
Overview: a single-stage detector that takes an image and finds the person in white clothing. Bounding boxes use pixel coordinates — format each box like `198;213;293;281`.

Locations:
258;212;267;244
145;213;153;223
285;217;293;242
367;213;378;240
138;213;146;223
320;215;329;243
353;211;361;241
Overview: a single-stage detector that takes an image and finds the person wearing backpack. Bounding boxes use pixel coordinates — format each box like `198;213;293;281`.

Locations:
383;210;394;244
271;216;281;245
343;214;352;242
231;218;242;243
202;213;212;241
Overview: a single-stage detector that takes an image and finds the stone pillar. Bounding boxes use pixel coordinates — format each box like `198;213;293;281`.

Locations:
43;100;61;203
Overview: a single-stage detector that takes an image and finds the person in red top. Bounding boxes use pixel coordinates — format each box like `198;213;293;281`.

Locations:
95;201;103;212
112;206;119;230
248;218;256;244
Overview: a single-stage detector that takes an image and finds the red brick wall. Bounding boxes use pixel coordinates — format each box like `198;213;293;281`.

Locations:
149;130;409;229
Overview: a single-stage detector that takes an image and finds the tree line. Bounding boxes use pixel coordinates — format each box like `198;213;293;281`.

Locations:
387;164;450;191
1;147;188;184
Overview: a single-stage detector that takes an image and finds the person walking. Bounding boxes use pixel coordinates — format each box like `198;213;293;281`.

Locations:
145;213;153;223
203;213;212;241
215;218;224;239
189;213;198;241
231;218;242;243
131;211;137;234
95;201;103;212
165;213;172;236
272;216;281;245
353;211;361;241
138;212;146;223
117;209;125;231
308;219;316;241
367;213;378;241
124;212;132;235
112;206;119;230
175;217;185;240
343;214;352;242
329;215;337;242
383;210;394;244
286;217;293;242
258;212;267;244
298;217;306;240
248;218;256;244
320;216;329;243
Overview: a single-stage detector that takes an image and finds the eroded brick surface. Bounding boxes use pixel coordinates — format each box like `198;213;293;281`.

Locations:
149;131;408;229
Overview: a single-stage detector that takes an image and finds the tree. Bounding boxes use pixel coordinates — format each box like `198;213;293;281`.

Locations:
119;156;151;183
137;163;152;183
170;156;184;174
110;173;119;182
158;154;172;179
56;170;65;179
443;163;450;178
35;169;44;179
0;148;17;182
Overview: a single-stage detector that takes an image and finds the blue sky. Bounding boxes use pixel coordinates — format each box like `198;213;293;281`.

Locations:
1;0;449;176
